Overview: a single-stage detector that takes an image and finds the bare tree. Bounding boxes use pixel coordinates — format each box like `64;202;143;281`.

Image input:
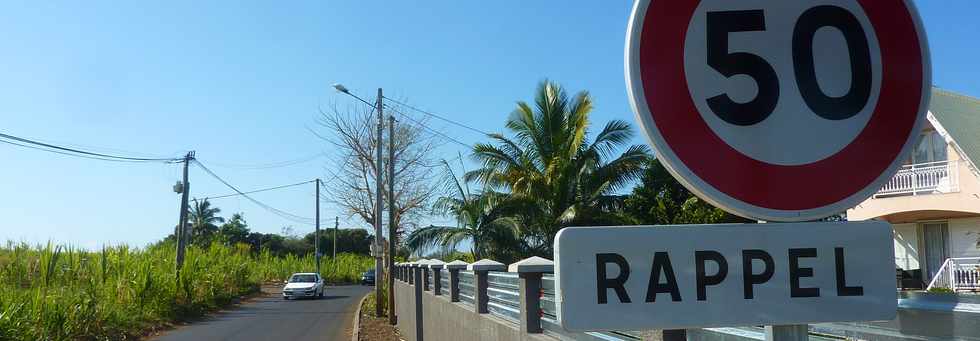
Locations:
315;102;441;240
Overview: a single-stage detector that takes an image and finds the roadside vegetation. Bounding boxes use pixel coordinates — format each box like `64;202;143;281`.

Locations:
357;292;400;340
0;241;373;341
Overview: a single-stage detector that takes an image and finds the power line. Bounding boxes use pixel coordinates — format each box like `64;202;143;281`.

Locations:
331;89;379;137
385;105;472;148
0;139;161;163
192;159;313;225
209;152;325;170
422;153;464;168
338;89;480;148
382;96;491;136
200;180;315;200
0;131;182;163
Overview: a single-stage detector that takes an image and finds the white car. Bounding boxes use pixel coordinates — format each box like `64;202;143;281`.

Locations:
282;273;325;300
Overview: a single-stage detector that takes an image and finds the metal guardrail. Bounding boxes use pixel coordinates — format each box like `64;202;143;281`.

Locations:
487;272;521;322
539;274;642;340
396;264;642;341
397;262;980;341
440;269;449;292
458;270;476;307
428;268;434;289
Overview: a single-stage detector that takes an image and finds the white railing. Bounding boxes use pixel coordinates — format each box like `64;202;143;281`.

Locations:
926;257;980;291
875;160;959;198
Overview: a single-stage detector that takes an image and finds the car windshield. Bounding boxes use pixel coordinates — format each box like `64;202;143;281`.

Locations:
290;274;317;283
365;269;375;275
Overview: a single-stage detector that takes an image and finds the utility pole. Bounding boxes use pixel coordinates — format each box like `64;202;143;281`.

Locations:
387;114;397;325
175;151;194;281
374;88;385;317
333;216;338;260
315;178;321;275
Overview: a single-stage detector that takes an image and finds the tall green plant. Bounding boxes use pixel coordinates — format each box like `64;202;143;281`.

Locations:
188;198;225;245
468;80;650;254
406;159;521;261
624;159;749;225
0;241;372;341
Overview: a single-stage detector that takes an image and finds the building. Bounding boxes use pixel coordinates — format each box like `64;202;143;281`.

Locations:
849;87;980;291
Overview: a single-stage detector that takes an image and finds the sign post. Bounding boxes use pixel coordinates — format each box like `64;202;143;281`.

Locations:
556;0;931;338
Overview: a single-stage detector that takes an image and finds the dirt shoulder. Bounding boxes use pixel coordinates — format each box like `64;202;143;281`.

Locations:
357;293;402;341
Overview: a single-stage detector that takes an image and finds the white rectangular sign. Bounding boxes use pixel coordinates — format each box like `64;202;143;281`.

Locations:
554;221;896;331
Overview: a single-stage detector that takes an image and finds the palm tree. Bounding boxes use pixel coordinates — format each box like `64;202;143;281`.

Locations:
188;198;225;245
406;159;521;261
218;213;249;245
467;80;650;254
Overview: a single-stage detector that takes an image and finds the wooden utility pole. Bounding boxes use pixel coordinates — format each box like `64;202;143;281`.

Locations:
374;88;385;317
175;151;194;281
333;216;338;260
387;114;397;324
315;178;321;275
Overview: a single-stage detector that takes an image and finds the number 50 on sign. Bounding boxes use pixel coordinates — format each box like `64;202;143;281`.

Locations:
626;0;930;222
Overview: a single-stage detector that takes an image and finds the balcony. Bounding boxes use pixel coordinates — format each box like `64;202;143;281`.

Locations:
874;160;959;198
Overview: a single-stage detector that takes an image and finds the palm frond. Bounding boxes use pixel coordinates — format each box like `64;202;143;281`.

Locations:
404;225;472;252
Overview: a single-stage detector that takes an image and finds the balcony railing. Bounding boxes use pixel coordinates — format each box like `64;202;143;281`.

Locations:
874;160;959;198
926;257;980;291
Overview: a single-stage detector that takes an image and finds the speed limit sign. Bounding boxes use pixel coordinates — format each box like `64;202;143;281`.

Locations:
626;0;930;221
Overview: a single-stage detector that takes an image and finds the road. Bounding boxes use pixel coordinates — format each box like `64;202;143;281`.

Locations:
153;285;371;341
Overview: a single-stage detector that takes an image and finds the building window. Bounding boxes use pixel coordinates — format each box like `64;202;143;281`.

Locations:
908;130;947;165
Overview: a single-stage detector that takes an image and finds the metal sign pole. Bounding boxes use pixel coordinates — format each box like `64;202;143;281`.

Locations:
760;220;806;341
766;325;808;341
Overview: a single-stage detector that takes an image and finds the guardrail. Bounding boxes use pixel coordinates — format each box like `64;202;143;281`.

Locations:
394;257;645;341
393;258;980;341
458;270;476;307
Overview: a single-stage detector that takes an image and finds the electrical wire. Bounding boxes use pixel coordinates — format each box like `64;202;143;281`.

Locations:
209;152;325;170
382;96;491;136
338;90;376;108
0;131;182;162
200;180;315;200
385;105;472;148
422;153;464;168
0;139;162;163
331;88;379;137
192;159;314;225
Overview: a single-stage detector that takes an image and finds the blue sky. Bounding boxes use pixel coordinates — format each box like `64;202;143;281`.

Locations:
0;1;976;249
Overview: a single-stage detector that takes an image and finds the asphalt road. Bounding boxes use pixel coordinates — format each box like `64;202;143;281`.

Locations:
153;285;371;341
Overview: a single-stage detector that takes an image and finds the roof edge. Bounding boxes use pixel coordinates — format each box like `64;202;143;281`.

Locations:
926;111;980;180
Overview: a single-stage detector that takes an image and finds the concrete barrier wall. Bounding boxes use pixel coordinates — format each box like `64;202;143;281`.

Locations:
395;281;418;341
396;268;980;341
420;288;551;341
394;277;552;341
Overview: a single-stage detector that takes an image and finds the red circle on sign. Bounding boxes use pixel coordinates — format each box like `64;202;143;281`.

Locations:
631;0;927;218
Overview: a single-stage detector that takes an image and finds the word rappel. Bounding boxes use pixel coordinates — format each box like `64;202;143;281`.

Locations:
595;248;863;304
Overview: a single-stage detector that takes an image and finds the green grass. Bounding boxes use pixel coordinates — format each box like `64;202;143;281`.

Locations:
0;241;374;341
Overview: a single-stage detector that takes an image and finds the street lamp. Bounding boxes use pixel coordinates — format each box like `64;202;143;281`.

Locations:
334;83;391;322
332;83;349;94
332;83;378;108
